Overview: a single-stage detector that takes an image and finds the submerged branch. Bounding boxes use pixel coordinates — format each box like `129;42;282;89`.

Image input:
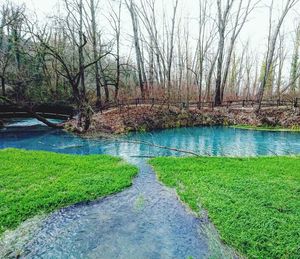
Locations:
118;139;201;157
85;133;202;157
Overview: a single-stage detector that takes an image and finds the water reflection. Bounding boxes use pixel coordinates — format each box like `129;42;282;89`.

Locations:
1;121;300;157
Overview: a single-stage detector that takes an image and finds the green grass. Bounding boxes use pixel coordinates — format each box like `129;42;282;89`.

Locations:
232;124;300;132
0;148;137;236
150;156;300;258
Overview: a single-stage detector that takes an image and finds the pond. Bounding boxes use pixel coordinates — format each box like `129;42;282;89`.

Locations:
1;119;300;258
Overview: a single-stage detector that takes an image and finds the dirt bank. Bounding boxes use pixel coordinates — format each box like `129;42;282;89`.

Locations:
65;105;300;134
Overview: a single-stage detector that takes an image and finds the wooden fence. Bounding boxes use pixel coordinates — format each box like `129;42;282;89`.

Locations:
0;97;299;120
96;97;300;112
0;104;75;119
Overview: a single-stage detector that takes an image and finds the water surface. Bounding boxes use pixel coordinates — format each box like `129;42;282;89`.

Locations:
1;119;299;258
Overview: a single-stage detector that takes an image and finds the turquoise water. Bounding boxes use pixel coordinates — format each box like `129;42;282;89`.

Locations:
1;121;300;157
1;119;300;258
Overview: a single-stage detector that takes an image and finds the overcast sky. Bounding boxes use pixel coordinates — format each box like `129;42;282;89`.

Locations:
10;0;300;56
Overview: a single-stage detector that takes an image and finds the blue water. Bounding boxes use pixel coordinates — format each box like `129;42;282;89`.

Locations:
1;119;300;258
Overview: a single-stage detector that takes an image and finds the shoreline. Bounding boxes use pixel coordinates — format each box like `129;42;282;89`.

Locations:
65;106;300;135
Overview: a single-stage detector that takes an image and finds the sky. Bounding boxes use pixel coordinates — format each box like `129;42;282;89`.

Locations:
9;0;300;57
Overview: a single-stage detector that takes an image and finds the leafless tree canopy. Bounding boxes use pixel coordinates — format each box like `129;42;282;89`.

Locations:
0;0;300;128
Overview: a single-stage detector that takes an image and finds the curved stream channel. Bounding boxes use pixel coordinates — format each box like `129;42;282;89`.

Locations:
1;119;300;258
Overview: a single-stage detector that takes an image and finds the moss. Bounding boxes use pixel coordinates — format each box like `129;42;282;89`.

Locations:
232;124;300;132
138;124;147;132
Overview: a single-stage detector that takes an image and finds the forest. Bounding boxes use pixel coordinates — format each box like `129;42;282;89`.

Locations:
0;0;300;131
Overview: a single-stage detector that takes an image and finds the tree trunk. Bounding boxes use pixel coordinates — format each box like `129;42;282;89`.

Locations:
115;10;121;101
127;0;146;99
79;0;85;97
206;53;218;101
90;0;102;106
167;0;179;103
257;0;298;111
215;34;224;106
100;63;110;103
1;76;5;96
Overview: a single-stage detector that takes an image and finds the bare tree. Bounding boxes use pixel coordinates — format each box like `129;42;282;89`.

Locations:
205;52;218;101
257;0;299;110
0;3;11;96
194;0;216;106
126;0;147;99
89;0;102;106
275;33;287;98
107;0;122;101
214;0;235;106
1;0;300;127
166;0;179;102
220;0;259;101
289;24;300;95
30;0;110;131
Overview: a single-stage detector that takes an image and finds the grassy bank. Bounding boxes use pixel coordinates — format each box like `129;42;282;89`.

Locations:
0;149;137;236
150;156;300;258
232;124;300;132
